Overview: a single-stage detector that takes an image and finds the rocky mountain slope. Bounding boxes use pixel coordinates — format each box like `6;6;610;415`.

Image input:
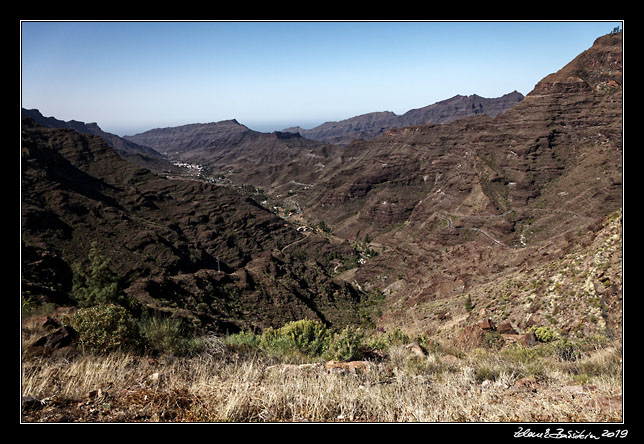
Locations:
21;108;178;173
282;91;524;145
21;116;370;332
124;120;345;192
293;31;622;339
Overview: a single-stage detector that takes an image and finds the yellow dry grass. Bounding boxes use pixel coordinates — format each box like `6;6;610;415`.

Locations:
21;342;623;423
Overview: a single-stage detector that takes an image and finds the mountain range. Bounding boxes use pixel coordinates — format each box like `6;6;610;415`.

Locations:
21;31;622;342
282;91;525;145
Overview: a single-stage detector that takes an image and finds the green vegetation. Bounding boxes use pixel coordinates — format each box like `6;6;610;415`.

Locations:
531;326;558;343
66;304;142;354
465;295;473;312
139;315;199;357
324;325;366;361
259;319;332;359
71;242;130;308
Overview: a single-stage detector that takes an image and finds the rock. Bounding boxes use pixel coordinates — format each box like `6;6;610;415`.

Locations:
325;360;370;374
25;325;78;357
477;318;496;331
404;342;426;357
497;321;517;335
22;396;45;410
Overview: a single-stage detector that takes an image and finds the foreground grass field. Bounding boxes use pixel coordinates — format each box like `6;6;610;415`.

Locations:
21;328;622;423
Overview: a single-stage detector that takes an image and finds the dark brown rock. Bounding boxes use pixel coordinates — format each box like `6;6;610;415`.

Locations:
519;332;537;347
497;321;518;335
25;326;78;357
477;318;496;331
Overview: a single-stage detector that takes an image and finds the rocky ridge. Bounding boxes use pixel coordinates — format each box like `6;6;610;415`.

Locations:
282;91;524;145
21;108;177;173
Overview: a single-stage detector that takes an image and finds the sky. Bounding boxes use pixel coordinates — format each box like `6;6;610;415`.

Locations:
21;20;623;136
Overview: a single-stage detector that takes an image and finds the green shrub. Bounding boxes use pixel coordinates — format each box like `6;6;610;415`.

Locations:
259;319;331;358
465;295;473;312
366;327;410;353
71;242;128;308
482;331;505;349
551;339;581;362
223;330;261;354
532;326;558;343
67;304;142;354
324;325;365;361
139;315;195;356
475;365;500;384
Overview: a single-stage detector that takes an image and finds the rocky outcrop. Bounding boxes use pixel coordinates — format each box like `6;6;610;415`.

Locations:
24;326;78;357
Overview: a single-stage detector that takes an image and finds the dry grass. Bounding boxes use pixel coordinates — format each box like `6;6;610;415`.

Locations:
21;340;623;423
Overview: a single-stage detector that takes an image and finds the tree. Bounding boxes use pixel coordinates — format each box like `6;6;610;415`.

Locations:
71;242;126;308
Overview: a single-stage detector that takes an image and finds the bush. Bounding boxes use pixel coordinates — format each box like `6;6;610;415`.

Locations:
465;295;473;312
551;339;581;362
482;331;505;349
532;326;558;343
366;327;411;354
67;304;142;354
259;319;331;358
71;242;128;308
324;325;365;361
139;315;195;356
223;330;262;354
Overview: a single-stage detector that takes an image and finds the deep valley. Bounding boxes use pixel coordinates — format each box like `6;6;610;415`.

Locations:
21;31;623;423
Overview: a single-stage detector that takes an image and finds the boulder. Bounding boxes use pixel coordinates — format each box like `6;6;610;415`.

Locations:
404;342;426;358
477;318;496;331
25;325;78;357
497;321;518;335
455;318;497;349
325;360;370;374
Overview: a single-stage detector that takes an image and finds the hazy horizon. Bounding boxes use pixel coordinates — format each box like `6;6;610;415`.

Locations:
21;20;622;137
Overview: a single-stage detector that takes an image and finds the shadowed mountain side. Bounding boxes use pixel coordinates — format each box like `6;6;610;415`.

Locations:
21;121;371;333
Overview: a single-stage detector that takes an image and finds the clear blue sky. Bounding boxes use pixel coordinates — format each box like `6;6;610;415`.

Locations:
21;20;622;136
